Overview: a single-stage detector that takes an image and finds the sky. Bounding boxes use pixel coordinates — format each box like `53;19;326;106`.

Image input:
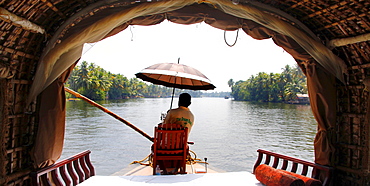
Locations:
79;21;296;92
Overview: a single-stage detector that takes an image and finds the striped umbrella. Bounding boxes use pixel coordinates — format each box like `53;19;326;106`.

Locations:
135;63;215;90
135;60;216;108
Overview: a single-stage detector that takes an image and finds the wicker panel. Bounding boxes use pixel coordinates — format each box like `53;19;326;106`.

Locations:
1;80;35;185
336;169;363;186
0;79;8;179
335;66;369;184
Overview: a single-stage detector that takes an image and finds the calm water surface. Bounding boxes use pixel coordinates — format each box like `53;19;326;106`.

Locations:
61;97;317;175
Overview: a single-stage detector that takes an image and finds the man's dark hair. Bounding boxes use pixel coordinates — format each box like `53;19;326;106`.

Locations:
178;93;191;107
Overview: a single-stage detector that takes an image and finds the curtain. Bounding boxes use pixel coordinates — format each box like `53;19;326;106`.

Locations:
31;64;76;168
304;61;336;165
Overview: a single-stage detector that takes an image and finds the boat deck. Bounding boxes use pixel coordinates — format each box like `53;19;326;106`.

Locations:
115;162;219;176
78;171;262;186
77;163;262;185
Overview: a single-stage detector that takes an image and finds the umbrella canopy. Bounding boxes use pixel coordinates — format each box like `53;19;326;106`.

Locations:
135;63;216;90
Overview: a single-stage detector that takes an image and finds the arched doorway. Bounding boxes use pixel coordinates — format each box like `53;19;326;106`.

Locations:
31;1;340;171
60;21;312;175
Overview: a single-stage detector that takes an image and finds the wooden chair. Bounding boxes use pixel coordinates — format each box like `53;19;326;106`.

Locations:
152;125;188;175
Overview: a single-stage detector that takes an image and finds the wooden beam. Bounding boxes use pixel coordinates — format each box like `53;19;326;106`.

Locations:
348;62;370;70
40;0;66;18
328;33;370;48
0;7;45;34
302;1;348;20
317;13;368;31
0;46;35;59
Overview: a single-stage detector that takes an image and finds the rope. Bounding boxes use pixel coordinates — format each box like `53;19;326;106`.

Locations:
224;29;239;47
130;149;208;167
130;154;152;166
187;150;208;165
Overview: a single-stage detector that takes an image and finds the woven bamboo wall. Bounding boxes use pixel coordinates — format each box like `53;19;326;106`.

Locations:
0;80;35;185
0;0;55;184
0;21;40;184
336;85;369;185
0;0;369;185
277;1;370;184
326;1;370;184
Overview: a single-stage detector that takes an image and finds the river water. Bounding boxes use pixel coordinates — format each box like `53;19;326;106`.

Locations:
61;97;317;175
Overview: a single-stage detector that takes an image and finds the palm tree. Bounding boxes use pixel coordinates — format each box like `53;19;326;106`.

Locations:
109;74;130;99
75;61;90;91
228;79;234;88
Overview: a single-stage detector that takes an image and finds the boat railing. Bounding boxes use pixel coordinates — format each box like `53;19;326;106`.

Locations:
253;149;333;186
30;150;95;186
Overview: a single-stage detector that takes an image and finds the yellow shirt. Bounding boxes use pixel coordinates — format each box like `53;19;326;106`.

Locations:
163;106;194;134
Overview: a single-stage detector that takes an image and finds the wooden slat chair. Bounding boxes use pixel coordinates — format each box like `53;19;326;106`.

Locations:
152;124;189;175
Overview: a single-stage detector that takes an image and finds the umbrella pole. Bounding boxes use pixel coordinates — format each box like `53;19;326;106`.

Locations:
64;87;153;142
169;58;180;109
170;87;175;109
170;58;180;110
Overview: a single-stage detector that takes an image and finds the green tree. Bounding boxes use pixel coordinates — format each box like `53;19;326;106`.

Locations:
230;64;307;102
66;61;208;100
108;73;130;99
66;61;111;100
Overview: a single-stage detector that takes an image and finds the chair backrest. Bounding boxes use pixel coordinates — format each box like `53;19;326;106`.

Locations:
152;125;189;175
153;126;188;152
157;123;184;130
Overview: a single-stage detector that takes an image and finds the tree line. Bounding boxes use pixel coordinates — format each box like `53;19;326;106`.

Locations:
65;61;202;100
66;61;307;102
228;64;307;102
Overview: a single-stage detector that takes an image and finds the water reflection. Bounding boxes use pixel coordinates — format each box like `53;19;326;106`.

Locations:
62;98;316;175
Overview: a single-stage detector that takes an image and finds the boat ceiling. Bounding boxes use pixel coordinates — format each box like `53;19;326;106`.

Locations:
0;0;369;95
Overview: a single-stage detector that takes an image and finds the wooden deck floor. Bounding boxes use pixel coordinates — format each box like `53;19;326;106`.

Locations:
112;162;219;176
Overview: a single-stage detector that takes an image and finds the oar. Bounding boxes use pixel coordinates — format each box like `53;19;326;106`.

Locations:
64;87;153;142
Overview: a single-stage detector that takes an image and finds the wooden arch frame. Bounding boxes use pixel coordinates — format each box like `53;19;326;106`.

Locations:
30;0;339;172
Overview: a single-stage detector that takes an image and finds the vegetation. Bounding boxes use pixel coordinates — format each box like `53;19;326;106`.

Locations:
229;64;307;102
65;61;202;100
66;62;306;102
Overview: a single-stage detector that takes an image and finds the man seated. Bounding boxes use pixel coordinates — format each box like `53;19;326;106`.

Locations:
163;93;194;134
153;93;194;174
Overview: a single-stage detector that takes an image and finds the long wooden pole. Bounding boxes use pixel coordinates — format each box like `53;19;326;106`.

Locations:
0;7;45;34
64;87;153;142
